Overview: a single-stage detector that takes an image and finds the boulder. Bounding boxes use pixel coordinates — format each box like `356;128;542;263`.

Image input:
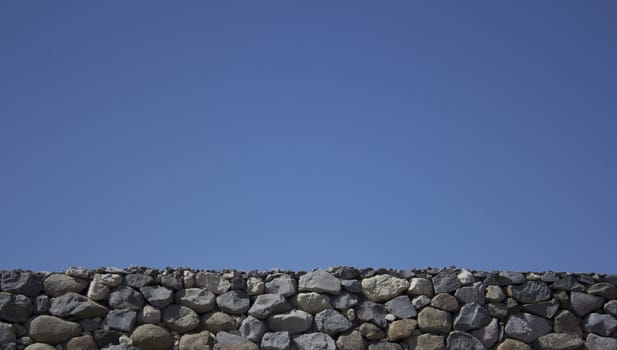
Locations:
298;270;341;295
29;315;81;345
361;275;409;302
131;324;173;350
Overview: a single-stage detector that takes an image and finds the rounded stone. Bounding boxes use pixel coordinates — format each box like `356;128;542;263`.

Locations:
29;315;81;345
537;333;584;350
202;311;237;333
175;288;216;313
268;310;313;334
496;339;531;350
43;274;88;297
179;331;212;350
446;330;487;350
131;324;173;350
216;290;250;315
336;330;366;350
361;275;410;302
162;305;200;333
418;306;452;334
25;344;56;350
431;293;460;313
67;335;98;350
293;292;332;314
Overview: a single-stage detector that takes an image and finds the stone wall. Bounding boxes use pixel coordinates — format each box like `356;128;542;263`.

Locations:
1;267;616;350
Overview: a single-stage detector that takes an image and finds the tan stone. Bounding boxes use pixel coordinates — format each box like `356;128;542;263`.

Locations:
387;319;417;341
496;339;532;350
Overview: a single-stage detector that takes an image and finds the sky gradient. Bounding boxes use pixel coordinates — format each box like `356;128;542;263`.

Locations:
1;1;616;273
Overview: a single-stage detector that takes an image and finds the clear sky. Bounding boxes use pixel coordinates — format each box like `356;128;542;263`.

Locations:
1;2;616;273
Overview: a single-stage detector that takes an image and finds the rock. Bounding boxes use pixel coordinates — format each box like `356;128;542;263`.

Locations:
387;319;417;341
160;274;183;290
246;277;265;296
87;280;110;301
496;339;531;350
587;282;617;299
103;309;136;332
412;295;432;309
488;302;508;319
0;292;33;323
405;333;445;350
485;271;526;286
216;290;251;315
108;286;144;311
203;312;237;333
341;279;361;293
298;270;341;295
445;331;487;349
264;275;296;297
315;309;353;335
455;282;485;305
431;293;459;313
33;295;49;314
361;274;409;302
179;331;212;350
368;343;403;350
96;274;123;287
29;315;81;345
385;295;417;318
570;291;604;317
585;333;617;350
194;272;231;294
510;281;551;303
330;293;356;311
521;299;559;319
49;292;108;319
359;323;385;340
240;316;266;342
292;332;336;350
24;345;56;350
43;274;88;297
418;307;452;334
124;274;154;288
261;331;290;350
536;333;584;350
356;300;388;329
485;286;505;303
551;277;584;292
432;271;461;294
409;278;434;297
453;303;491;331
162;305;200;333
470;318;499;348
268;310;312;334
137;305;160;324
336;330;366;350
175;288;216;313
101;345;141;350
215;332;259;350
67;335;98;350
80;318;101;332
457;270;475;285
605;300;617;316
1;271;42;296
131;324;173;350
0;322;15;344
248;294;288;319
94;329;122;348
504;313;551;343
139;285;173;308
583;313;617;336
553;310;582;336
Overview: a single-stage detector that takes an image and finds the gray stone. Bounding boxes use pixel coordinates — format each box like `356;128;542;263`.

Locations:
248;293;288;319
418;307;452;334
551;276;584;291
0;322;15;344
368;343;402;350
298;270;341;295
96;273;123;287
215;331;258;350
103;309;136;332
175;288;216;313
409;278;434;297
67;334;98;350
268;310;313;334
570;291;604;316
341;279;361;293
246;277;265;296
1;271;41;296
87;280;110;301
261;331;290;350
216;290;251;315
470;318;499;348
455;282;485;305
588;282;617;299
162;305;200;333
124;274;154;288
485;271;526;286
495;339;530;350
356;300;388;329
29;315;81;345
94;329;122;348
405;333;445;350
585;333;617;350
412;295;432;309
0;292;33;323
606;275;617;286
203;312;237;333
315;309;353;335
431;293;459;313
108;286;144;311
240;316;267;343
433;271;462;294
605;300;617;316
361;274;409;302
160;274;183;290
385;295;417;318
553;310;582;336
137;305;160;324
139;285;173;308
453;303;491;331
488;302;508;319
536;333;584;350
33;295;49;314
179;331;212;350
387;319;417;341
264;275;296;297
43;274;88;297
510;281;551;303
583;312;617;336
131;324;173;350
485;285;505;303
49;292;108;319
80;318;101;332
542;272;560;283
521;299;559;319
293;292;332;314
359;323;385;340
504;313;551;343
292;332;336;350
101;345;140;350
194;272;231;294
336;330;366;350
330;293;356;311
445;330;486;350
24;345;56;350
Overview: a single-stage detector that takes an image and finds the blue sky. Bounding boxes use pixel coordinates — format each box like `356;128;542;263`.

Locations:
1;2;616;273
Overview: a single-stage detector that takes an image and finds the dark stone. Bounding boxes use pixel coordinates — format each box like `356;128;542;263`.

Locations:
0;292;33;323
108;286;144;311
446;330;487;350
356;301;387;329
124;274;154;288
453;303;491;331
49;292;108;319
433;271;461;294
1;271;42;296
510;281;551;303
95;329;122;348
